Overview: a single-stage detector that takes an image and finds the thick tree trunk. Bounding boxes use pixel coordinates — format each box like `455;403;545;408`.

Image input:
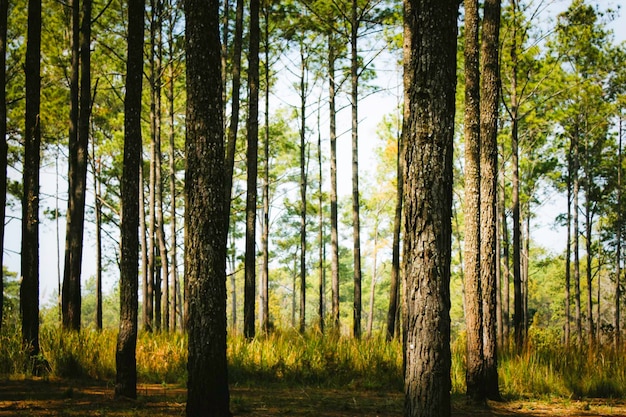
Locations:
184;0;230;412
21;0;42;360
318;116;325;333
351;0;362;339
328;33;340;331
402;0;457;415
462;0;483;402
479;0;501;401
0;0;9;333
244;0;260;340
115;0;144;397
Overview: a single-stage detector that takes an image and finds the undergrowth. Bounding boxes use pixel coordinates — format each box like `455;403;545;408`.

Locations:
1;323;625;400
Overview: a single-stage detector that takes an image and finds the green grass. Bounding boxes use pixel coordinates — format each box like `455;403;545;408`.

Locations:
2;323;626;401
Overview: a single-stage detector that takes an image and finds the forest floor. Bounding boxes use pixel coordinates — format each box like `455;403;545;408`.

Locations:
1;378;626;416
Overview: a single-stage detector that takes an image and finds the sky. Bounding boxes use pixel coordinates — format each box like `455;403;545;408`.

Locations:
2;0;626;306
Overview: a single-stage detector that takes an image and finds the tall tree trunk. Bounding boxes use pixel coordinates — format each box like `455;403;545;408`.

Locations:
462;0;483;402
21;0;42;360
140;161;150;331
565;156;572;346
386;124;402;341
499;150;510;346
148;0;162;331
92;140;103;330
244;0;260;340
616;116;622;349
585;188;594;345
509;0;523;349
224;0;243;221
151;2;168;331
260;3;270;334
62;0;82;331
573;129;582;342
167;2;178;331
328;33;340;331
317;106;325;333
0;0;9;333
299;42;307;334
115;0;144;396
184;0;230;410
402;0;457;415
479;0;501;400
350;0;362;339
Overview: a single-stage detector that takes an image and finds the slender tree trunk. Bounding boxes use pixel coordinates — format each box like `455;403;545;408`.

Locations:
21;0;42;361
585;192;594;345
260;3;270;334
0;0;9;333
350;0;362;339
386;127;402;341
224;0;243;220
367;219;378;338
299;42;308;334
616;117;622;349
140;161;150;331
462;0;483;402
184;0;230;410
402;0;458;414
509;1;524;350
244;0;260;340
479;0;501;400
115;0;144;396
229;227;237;332
499;152;510;346
573;129;582;342
151;4;168;331
167;3;178;331
565;159;572;346
318;109;325;334
62;0;82;331
93;141;103;330
328;33;340;331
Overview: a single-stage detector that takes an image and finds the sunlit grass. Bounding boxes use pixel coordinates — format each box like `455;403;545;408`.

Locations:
2;322;626;400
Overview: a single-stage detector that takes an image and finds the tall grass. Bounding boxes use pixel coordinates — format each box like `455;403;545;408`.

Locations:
1;323;626;400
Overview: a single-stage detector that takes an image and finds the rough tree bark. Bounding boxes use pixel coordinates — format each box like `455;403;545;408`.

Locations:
0;0;8;333
402;0;458;415
479;0;501;400
244;0;260;340
184;0;230;411
21;0;42;360
350;0;362;339
462;0;483;402
115;0;144;397
328;32;340;331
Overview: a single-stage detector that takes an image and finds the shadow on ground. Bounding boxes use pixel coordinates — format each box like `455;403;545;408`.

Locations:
1;379;625;416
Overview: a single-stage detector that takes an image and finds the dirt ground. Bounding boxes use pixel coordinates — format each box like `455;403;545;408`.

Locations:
1;378;626;416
